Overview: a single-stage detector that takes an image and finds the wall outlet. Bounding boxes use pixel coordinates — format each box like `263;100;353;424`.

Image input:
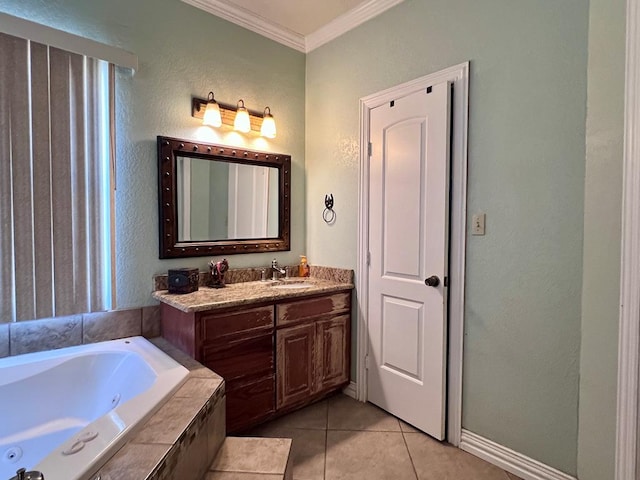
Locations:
472;213;486;235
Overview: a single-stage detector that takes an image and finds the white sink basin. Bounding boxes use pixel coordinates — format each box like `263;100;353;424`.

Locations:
270;282;313;290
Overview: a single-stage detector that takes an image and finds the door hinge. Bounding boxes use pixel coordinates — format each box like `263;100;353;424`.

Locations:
367;251;371;266
444;276;448;287
368;142;372;157
365;355;370;370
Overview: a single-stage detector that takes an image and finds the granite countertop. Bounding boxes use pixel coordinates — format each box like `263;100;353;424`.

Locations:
152;277;354;313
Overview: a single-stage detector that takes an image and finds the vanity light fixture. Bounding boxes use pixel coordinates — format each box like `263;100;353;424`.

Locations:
260;107;277;139
202;92;222;127
233;99;251;133
192;94;277;138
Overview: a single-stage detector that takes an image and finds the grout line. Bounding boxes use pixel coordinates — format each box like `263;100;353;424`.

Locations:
323;427;328;480
325;428;404;432
401;429;420;480
323;399;329;480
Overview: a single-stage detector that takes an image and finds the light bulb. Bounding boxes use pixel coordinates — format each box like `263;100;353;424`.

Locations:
260;107;276;139
203;92;222;127
234;99;251;133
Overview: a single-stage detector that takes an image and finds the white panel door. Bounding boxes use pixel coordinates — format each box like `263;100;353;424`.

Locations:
367;81;451;440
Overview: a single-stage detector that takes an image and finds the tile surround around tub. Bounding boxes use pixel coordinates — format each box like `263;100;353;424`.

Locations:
82;309;142;343
142;305;161;337
99;337;226;480
9;314;83;355
0;323;9;358
1;306;163;357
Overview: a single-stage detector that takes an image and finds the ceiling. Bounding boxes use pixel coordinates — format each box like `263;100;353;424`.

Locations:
182;0;404;52
224;0;365;37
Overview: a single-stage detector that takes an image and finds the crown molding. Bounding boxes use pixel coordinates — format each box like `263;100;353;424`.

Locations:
181;0;306;52
306;0;405;52
181;0;405;53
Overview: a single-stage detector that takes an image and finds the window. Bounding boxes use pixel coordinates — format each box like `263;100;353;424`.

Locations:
0;31;113;321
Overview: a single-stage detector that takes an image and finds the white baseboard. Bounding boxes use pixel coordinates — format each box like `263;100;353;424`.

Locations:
342;381;357;399
459;430;577;480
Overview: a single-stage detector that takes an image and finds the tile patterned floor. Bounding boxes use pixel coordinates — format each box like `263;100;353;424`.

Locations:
245;394;523;480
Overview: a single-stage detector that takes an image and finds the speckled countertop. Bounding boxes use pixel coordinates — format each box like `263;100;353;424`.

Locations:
152;278;354;313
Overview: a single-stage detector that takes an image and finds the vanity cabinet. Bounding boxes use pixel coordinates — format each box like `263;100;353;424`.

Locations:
275;292;351;411
160;288;351;433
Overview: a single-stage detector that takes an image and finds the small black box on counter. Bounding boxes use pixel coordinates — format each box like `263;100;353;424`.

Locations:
167;268;199;294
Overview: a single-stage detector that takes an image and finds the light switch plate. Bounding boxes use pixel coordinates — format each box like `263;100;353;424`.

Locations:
472;213;486;235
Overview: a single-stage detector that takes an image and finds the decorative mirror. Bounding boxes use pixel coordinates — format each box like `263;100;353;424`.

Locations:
157;136;290;258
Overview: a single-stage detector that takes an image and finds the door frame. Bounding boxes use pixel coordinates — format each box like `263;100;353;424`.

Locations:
356;62;469;445
616;0;640;478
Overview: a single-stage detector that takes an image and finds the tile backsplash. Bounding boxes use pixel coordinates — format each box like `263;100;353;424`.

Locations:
153;265;354;291
0;305;161;359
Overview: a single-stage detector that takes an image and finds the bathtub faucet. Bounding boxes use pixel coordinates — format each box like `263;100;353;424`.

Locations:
9;468;44;480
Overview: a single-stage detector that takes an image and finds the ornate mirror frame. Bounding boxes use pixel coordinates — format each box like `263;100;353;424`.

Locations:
157;136;291;258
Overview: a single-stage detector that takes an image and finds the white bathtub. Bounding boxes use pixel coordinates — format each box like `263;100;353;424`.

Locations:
0;336;189;480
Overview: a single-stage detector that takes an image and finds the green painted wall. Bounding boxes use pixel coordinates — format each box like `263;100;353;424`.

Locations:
306;0;589;474
0;0;628;476
190;159;212;241
209;161;230;240
578;0;626;478
0;0;306;309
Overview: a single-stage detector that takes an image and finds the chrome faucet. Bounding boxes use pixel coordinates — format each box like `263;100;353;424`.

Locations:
271;259;286;280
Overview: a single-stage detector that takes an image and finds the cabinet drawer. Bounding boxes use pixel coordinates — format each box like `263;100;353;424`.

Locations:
203;333;274;381
226;375;275;433
201;305;274;341
276;291;351;327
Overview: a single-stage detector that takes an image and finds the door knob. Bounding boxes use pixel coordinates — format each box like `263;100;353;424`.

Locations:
424;275;440;287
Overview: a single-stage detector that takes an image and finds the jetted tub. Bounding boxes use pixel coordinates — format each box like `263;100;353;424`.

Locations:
0;336;189;480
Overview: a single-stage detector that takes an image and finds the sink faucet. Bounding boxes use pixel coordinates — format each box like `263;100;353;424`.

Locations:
271;259;286;280
10;468;45;480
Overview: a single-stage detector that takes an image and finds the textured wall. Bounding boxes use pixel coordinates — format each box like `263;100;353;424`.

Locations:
0;0;628;476
578;0;626;478
0;0;306;309
305;0;588;474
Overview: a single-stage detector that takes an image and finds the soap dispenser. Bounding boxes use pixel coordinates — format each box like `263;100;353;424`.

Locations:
299;255;310;277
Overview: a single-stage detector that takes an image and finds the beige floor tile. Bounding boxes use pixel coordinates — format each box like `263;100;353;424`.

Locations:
399;421;421;433
211;437;292;475
262;399;328;430
246;424;326;480
403;432;510;480
325;430;416;480
327;395;401;432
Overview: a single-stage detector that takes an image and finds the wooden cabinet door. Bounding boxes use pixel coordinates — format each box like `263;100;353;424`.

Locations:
315;314;350;393
277;323;316;409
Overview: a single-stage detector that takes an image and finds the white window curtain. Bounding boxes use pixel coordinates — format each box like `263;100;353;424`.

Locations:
0;32;113;322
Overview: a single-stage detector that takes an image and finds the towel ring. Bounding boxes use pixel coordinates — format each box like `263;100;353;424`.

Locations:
323;208;336;224
323;194;336;224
